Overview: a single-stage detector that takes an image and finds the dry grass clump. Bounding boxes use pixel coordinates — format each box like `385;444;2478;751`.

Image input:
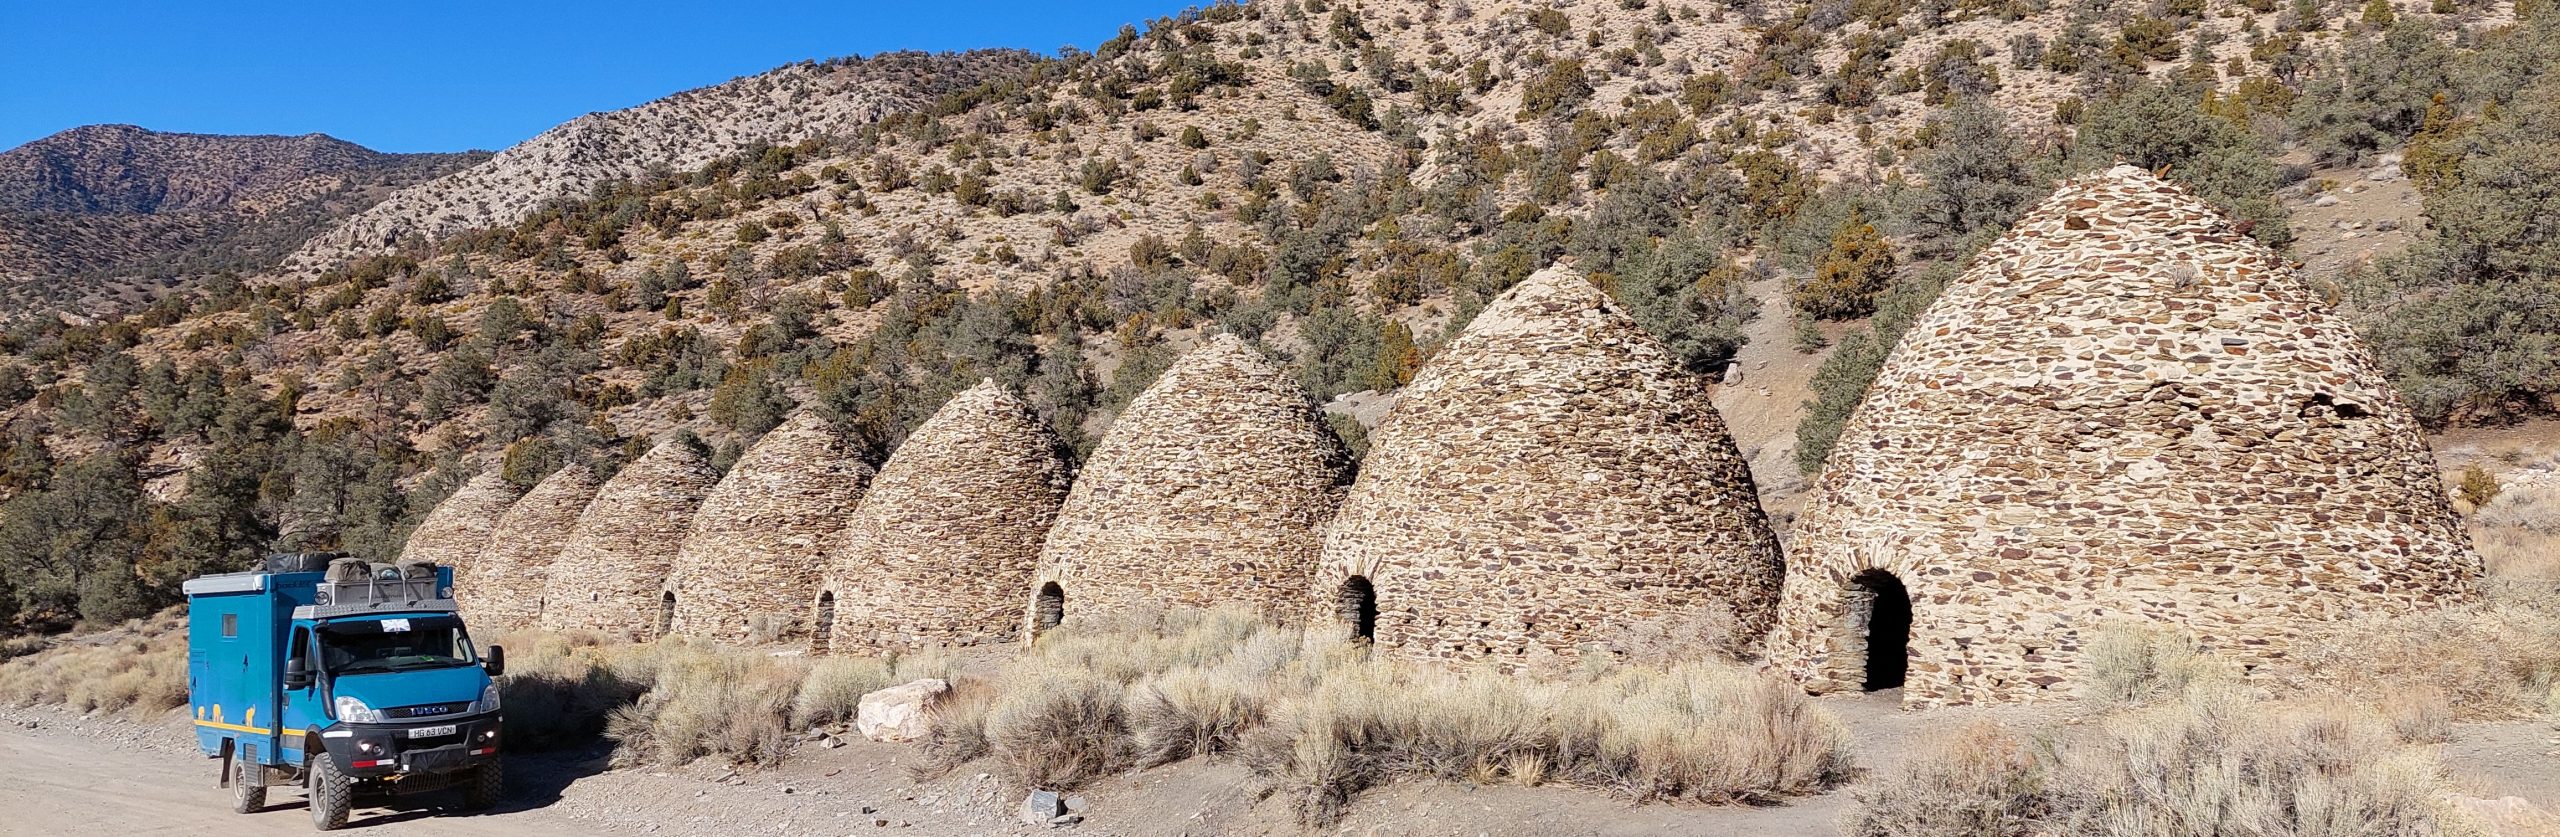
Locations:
605;641;805;767
986;668;1129;788
915;606;1850;824
492;630;654;748
1256;659;1852;825
923;608;1298;788
2296;582;2560;721
2468;465;2560;581
0;609;186;716
915;676;999;778
2077;623;2235;707
1847;722;2049;837
792;648;953;728
1855;683;2477;836
493;629;927;767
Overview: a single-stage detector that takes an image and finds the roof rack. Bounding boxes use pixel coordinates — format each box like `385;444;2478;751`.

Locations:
308;557;455;619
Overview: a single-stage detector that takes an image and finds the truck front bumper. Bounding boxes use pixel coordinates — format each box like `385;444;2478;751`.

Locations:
320;713;502;780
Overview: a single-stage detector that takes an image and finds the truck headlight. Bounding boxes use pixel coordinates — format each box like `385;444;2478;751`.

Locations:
334;695;380;723
469;682;502;714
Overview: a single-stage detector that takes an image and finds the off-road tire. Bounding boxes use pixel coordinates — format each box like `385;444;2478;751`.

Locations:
231;757;266;814
307;755;351;831
461;761;503;811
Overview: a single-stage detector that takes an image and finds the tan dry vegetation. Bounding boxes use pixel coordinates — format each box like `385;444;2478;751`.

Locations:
911;606;1851;826
1852;684;2479;837
0;609;185;716
487;628;949;765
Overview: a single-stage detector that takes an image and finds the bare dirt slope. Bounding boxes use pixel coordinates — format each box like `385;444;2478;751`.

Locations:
1710;275;1836;522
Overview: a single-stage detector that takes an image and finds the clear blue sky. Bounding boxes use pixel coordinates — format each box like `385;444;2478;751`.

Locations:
0;1;1182;154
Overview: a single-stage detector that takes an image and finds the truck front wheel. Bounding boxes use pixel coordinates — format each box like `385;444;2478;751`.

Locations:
307;756;351;831
230;757;266;814
461;761;503;810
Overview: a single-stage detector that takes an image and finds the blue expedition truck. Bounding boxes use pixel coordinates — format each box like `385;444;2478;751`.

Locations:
184;553;508;830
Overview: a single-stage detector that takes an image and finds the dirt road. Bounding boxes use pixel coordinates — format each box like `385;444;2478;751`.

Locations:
0;713;573;836
4;694;2551;837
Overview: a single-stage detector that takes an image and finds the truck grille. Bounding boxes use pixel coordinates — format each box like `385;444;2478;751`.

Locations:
387;702;469;719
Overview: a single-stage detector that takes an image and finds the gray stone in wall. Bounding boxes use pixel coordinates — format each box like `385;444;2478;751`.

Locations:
540;439;721;640
667;410;875;643
1034;334;1352;628
461;464;601;632
1313;265;1785;668
823;381;1070;653
1766;164;2482;706
399;468;517;582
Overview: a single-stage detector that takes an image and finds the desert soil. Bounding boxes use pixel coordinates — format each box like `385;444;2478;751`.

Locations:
5;693;2552;837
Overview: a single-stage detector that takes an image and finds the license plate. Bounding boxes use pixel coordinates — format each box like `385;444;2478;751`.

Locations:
408;724;456;739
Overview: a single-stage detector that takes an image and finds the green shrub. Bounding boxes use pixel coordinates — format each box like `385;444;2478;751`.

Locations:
1794;209;1898;320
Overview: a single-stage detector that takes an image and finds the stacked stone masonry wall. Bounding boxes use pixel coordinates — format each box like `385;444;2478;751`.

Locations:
1035;334;1353;627
398;468;517;582
1767;165;2481;706
461;464;601;632
668;411;875;643
824;381;1071;653
540;440;721;640
1314;266;1786;668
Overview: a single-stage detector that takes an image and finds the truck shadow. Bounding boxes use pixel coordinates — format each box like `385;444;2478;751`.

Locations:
267;743;616;828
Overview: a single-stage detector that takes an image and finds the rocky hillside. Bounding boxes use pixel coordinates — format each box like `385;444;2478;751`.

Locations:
3;0;2555;629
0;125;482;314
290;51;1045;265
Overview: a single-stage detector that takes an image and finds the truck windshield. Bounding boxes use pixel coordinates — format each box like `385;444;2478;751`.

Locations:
320;622;477;675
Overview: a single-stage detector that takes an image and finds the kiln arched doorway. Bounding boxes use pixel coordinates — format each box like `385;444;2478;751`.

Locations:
1852;569;1912;691
1335;575;1377;642
657;591;677;639
811;591;837;654
1031;582;1066;637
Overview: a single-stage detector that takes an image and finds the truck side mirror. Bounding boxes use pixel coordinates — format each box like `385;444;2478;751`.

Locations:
482;645;505;678
283;655;312;690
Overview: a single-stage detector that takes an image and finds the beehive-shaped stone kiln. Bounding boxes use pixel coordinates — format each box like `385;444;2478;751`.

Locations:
666;411;875;643
823;381;1070;653
1033;334;1353;626
1313;265;1785;666
1767;165;2480;705
539;438;720;640
461;464;601;632
397;468;517;579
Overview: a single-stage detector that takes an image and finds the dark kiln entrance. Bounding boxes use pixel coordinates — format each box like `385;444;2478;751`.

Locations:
811;592;836;653
1032;582;1065;635
1852;570;1911;691
1336;576;1377;641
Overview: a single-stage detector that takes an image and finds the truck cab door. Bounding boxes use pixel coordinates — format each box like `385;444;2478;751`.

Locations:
278;626;322;765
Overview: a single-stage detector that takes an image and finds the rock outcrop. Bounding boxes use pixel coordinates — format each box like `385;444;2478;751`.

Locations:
461;465;601;632
823;381;1070;653
540;439;721;640
396;468;518;581
1767;165;2481;705
667;411;874;643
1313;265;1785;667
1033;334;1352;627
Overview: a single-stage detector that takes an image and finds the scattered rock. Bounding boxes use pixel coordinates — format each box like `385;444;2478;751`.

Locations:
2368;163;2403;182
2313;194;2341;207
1050;814;1084;827
857;678;952;742
1064;794;1089;813
1020;789;1066;825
